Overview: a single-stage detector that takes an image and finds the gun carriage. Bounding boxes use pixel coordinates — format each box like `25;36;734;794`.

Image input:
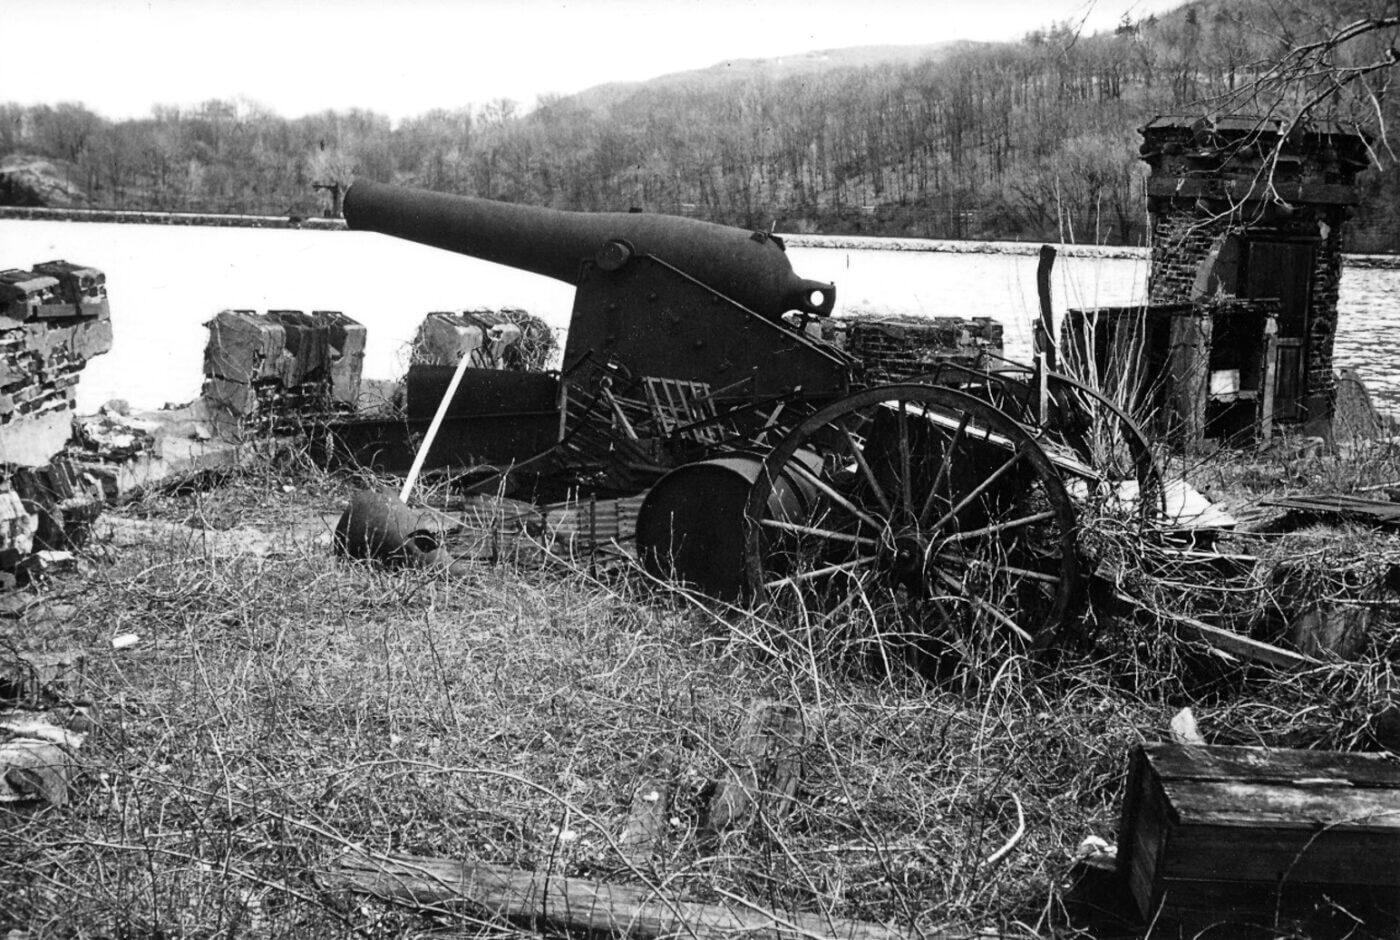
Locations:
341;180;1161;652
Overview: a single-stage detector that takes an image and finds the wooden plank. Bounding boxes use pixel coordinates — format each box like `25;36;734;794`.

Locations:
1120;757;1170;919
1035;245;1056;371
1114;590;1312;671
1262;493;1400;526
1153;876;1397;924
1161;779;1400;832
1166;309;1210;449
326;852;915;940
1145;177;1363;205
1274;340;1303;422
1166;612;1318;671
1258;315;1277;442
1162;818;1400;885
1144;743;1400;789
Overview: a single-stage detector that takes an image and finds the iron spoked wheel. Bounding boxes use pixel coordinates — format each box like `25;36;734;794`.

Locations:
914;363;1165;521
742;385;1082;669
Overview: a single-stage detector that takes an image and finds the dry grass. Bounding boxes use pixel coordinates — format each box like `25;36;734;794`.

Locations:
1;437;1397;939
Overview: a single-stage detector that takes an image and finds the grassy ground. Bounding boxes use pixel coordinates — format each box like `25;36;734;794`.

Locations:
1;437;1398;939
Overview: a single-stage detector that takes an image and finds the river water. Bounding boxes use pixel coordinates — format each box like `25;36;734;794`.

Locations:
1;219;1394;414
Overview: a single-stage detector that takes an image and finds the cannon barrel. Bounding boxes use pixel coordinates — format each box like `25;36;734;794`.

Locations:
342;179;835;321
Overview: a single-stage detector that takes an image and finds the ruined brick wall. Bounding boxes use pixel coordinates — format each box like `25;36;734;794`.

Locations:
1306;215;1348;404
0;262;112;466
1;261;112;584
1146;208;1234;305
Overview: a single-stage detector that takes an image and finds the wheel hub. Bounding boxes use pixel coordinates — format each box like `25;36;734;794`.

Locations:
878;528;930;592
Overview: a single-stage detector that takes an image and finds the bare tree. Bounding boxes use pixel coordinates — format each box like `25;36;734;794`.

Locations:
1208;5;1399;153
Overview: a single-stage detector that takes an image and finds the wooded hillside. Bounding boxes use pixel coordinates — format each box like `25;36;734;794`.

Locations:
4;0;1398;250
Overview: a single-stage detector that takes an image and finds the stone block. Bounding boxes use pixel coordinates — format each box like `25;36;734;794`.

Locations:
201;376;259;417
316;310;365;358
413;311;487;366
204;310;286;384
315;311;365;406
268;309;329;387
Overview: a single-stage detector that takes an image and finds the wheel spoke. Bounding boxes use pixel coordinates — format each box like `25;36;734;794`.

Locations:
927;449;1026;534
919;411;970;526
761;518;878;548
826;571;879;621
940;509;1058;542
933;569;1034;643
938;553;1062;585
897;401;914;521
784;460;886;535
841;426;894;517
763;556;877;590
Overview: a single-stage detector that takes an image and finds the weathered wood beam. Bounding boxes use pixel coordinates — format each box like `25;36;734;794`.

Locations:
1145;177;1362;206
1035;244;1056;374
325;852;915;940
1170;614;1319;671
1113;590;1318;671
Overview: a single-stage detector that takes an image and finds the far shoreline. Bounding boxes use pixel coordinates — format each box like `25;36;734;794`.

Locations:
5;204;1400;268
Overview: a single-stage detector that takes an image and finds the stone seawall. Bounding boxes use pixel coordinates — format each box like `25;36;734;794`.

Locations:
0;206;346;230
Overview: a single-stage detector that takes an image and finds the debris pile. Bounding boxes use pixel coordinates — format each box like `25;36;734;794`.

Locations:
202;309;365;423
0;602;113;809
70;403;163;465
1;456;105;575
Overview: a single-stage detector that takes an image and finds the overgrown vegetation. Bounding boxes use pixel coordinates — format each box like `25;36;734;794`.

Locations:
4;1;1400;249
2;430;1397;938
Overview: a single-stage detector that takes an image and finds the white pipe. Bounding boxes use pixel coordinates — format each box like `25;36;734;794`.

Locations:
400;351;474;503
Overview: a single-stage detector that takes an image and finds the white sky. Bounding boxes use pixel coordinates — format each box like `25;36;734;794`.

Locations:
6;0;1186;123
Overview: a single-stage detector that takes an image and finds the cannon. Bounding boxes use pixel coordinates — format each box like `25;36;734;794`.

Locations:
344;181;849;405
337;180;1162;655
345;180;836;323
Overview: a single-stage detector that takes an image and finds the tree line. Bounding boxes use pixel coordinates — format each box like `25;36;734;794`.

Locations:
4;0;1398;250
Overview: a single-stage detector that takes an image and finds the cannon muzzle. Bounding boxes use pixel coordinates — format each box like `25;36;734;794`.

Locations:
342;180;834;321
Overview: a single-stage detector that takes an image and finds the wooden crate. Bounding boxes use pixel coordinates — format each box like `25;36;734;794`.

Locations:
1118;743;1400;931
